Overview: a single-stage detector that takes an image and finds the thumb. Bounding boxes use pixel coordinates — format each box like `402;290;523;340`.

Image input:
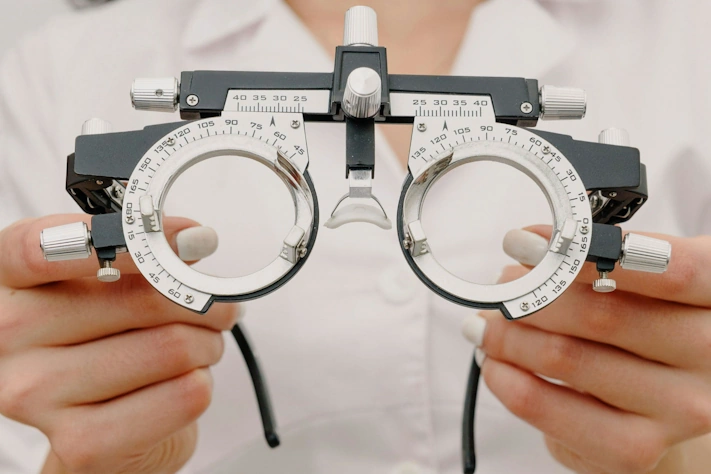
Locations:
167;219;219;262
502;227;550;268
1;215;217;289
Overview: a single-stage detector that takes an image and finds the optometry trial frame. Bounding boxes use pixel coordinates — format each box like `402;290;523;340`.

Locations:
39;6;671;472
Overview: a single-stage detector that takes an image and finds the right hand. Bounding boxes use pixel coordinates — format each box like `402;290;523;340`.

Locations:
0;214;237;474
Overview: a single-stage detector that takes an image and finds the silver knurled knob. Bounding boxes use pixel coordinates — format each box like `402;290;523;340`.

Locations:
342;67;381;118
343;6;378;46
97;264;121;283
40;222;92;262
539;85;587;120
598;128;630;146
620;233;671;273
131;77;179;112
593;275;617;293
81;118;113;135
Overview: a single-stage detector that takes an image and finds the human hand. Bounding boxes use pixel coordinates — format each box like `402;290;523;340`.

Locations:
0;214;237;474
462;227;711;473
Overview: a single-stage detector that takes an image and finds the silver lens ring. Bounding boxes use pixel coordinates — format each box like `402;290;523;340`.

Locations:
123;124;318;313
397;129;591;319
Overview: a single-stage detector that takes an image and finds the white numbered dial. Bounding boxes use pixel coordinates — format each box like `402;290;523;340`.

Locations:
122;112;314;312
223;90;331;114
389;93;495;119
401;117;592;319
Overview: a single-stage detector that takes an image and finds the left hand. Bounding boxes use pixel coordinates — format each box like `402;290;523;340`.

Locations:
462;226;711;474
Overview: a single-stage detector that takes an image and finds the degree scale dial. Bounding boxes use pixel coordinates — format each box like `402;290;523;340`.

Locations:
122;112;318;312
398;117;592;319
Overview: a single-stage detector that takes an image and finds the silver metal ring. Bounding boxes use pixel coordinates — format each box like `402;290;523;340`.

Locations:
398;125;591;319
123;115;318;312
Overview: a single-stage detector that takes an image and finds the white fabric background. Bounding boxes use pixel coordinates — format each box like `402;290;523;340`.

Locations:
0;0;71;59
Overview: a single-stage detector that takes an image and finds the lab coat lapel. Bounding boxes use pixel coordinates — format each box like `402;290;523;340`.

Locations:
183;0;576;76
182;0;278;51
183;0;332;71
451;0;577;79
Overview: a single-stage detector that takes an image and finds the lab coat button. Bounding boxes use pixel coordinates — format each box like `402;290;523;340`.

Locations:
377;265;419;304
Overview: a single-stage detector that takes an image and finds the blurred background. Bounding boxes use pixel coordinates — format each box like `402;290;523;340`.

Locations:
0;1;72;58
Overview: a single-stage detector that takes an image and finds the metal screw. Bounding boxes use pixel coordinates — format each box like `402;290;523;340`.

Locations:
520;302;530;311
589;193;601;211
298;245;307;258
520;102;533;114
608;191;618;198
417;123;427;132
125;215;135;224
185;294;194;304
542;145;550;155
291;120;301;129
166;137;175;146
96;180;104;185
403;234;413;249
186;94;199;107
155;89;164;97
581;225;589;234
111;186;124;199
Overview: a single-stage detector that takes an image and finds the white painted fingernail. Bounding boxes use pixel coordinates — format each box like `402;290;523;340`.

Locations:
176;226;219;261
503;229;549;267
462;314;487;347
475;348;487;367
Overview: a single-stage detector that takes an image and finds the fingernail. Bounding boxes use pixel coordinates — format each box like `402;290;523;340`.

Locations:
462;314;488;347
503;229;549;267
176;226;219;261
475;348;487;367
493;269;504;284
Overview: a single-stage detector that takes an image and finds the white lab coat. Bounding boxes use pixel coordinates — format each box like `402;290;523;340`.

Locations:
0;0;709;473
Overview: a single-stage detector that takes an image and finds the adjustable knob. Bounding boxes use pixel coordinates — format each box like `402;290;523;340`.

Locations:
620;233;671;273
539;85;587;120
593;272;617;293
97;262;121;283
342;67;382;118
131;77;179;112
343;6;378;46
81;118;113;135
598;128;630;146
40;222;92;262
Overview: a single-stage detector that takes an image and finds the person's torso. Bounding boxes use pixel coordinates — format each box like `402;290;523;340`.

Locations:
2;0;709;473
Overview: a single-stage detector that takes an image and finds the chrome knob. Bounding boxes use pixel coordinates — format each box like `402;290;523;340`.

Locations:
598;127;630;146
131;77;179;112
342;67;381;118
97;262;121;283
40;222;92;262
620;233;671;273
539;85;587;120
81;118;113;135
343;6;378;46
593;272;617;293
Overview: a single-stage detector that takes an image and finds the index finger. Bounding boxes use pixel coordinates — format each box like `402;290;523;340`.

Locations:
524;225;711;307
0;214;202;289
